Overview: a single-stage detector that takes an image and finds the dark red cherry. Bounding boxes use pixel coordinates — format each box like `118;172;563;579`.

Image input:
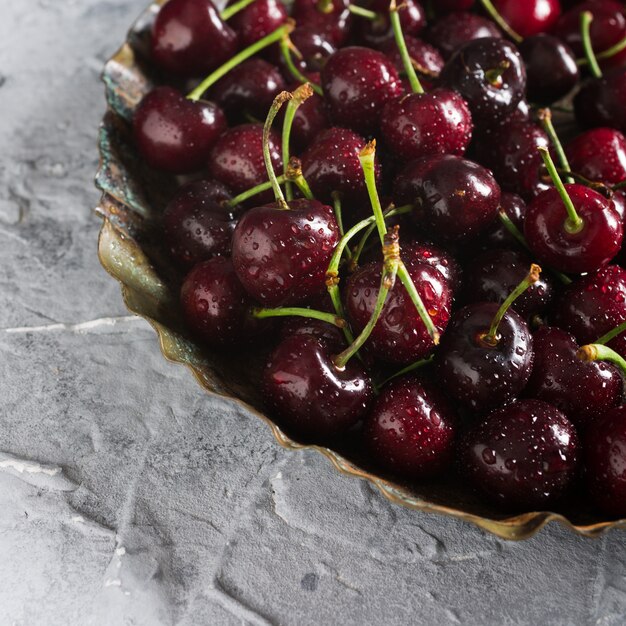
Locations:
482;192;527;249
525;326;622;430
460;399;579;509
402;242;462;293
585;405;626;517
272;27;337;75
356;0;426;49
180;257;270;347
226;0;287;47
524;184;623;274
151;0;238;77
300;127;382;206
207;124;282;207
519;34;579;105
364;376;458;478
283;78;330;151
263;334;374;439
380;89;473;162
133;87;227;174
566;128;626;186
462;249;554;319
393;154;500;242
232;198;339;307
491;0;561;38
435;303;534;412
553;1;626;71
321;46;403;135
211;59;286;122
426;12;502;60
439;38;526;126
291;0;353;46
554;265;626;356
280;316;345;349
162;179;236;269
379;36;444;84
574;69;626;134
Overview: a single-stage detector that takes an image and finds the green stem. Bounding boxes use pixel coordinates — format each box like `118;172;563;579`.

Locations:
595;321;626;346
348;4;379;20
595;35;626;61
293;173;314;199
479;0;522;43
538;147;584;234
577;344;626;377
252;306;345;327
331;192;347;238
580;11;603;79
482;264;542;346
390;0;424;94
538;108;574;185
279;39;324;96
359;141;386;245
379;355;433;387
220;0;256;21
187;22;294;101
226;175;288;208
397;261;439;344
264;92;292;210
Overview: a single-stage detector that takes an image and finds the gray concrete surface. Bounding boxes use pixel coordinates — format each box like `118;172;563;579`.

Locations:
1;1;625;624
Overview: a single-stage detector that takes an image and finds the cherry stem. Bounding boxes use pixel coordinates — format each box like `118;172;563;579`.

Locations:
577;344;626;377
538;108;574;185
538;147;584;234
279;39;325;96
348;4;379;20
331;191;346;237
220;0;256;21
187;22;294;101
333;228;401;368
595;321;626;346
264;91;292;210
379;355;434;387
580;11;603;79
359;140;387;245
282;84;314;201
478;0;522;43
397;261;440;344
226;174;288;208
484;61;511;87
390;0;424;94
482;264;542;346
252;306;346;327
316;0;333;14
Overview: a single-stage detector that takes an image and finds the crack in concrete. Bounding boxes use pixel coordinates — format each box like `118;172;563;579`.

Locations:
2;315;143;334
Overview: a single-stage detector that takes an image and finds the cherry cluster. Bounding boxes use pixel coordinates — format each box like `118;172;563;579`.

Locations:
132;0;626;516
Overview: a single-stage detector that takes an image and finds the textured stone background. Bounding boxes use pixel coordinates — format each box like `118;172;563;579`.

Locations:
1;1;626;625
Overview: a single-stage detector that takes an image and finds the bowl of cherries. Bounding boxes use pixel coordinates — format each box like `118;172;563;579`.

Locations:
96;0;626;539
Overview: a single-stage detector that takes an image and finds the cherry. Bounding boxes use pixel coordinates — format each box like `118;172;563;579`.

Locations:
291;0;353;46
280;316;345;349
180;257;271;347
462;248;554;319
525;326;622;430
553;265;626;356
211;59;287;122
519;34;579;105
490;0;561;38
459;399;579;509
566;128;626;186
392;154;501;242
379;36;444;84
344;259;452;365
356;0;426;49
439;38;527;126
272;27;337;75
263;334;374;439
574;69;626;134
426;12;502;60
363;376;458;478
133;86;227;174
284;79;330;151
226;0;288;47
151;0;238;77
162;179;236;269
482;192;527;249
584;405;626;517
321;46;403;135
402;242;462;293
380;89;473;162
207;123;282;206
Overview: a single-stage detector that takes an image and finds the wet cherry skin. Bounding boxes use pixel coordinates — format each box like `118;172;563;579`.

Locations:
151;0;238;77
574;70;626;135
380;89;473;162
524;184;623;274
271;27;337;75
180;257;271;347
344;260;452;365
585;405;626;517
232;198;339;307
364;375;458;478
392;154;501;242
263;334;374;439
426;12;501;60
226;0;287;47
162;179;236;269
291;0;353;46
525;326;623;430
402;242;462;293
379;36;444;85
280;316;345;349
459;399;579;509
356;0;426;49
435;303;534;412
491;0;561;38
566;128;626;186
481;192;527;249
321;46;403;135
207;124;282;207
133;87;227;174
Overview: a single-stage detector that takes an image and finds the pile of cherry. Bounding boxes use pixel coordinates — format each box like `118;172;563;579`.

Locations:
132;0;626;516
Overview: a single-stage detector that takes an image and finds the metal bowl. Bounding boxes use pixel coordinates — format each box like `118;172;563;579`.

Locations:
96;0;626;540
